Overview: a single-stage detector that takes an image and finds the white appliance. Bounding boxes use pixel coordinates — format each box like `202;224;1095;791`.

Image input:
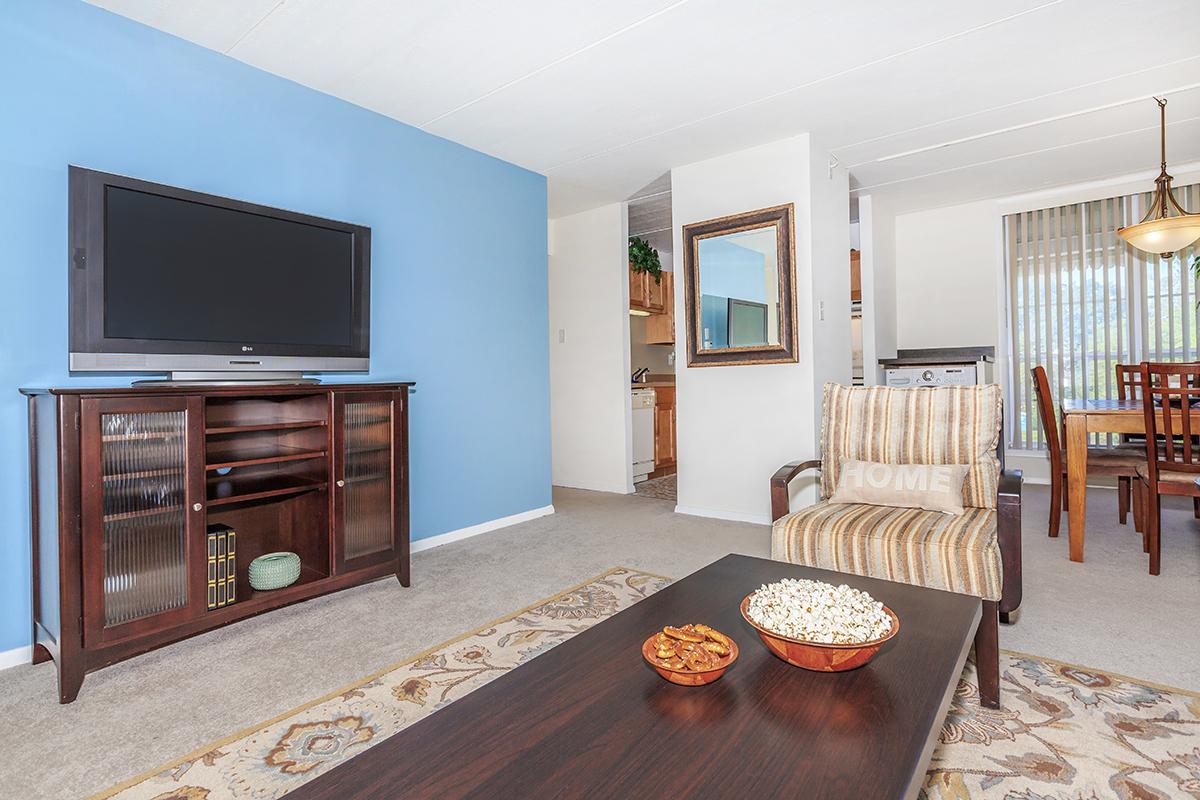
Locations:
885;366;977;387
632;388;656;482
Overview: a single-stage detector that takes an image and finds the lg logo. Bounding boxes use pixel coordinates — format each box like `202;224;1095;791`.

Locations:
241;345;254;352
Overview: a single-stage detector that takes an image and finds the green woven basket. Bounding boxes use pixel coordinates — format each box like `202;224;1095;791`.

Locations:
248;552;302;591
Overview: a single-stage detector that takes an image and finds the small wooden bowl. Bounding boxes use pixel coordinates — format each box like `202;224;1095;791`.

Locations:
739;594;899;672
641;632;739;686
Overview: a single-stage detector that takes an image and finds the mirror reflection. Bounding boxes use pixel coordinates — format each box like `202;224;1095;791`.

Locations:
696;226;780;350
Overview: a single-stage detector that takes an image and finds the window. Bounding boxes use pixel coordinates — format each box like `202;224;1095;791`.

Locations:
1005;182;1200;449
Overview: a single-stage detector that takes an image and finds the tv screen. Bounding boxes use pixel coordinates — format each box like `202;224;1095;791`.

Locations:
69;167;370;375
104;186;355;347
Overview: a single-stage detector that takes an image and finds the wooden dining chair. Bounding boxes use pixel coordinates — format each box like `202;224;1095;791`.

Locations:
1115;364;1146;446
1030;366;1143;537
1137;361;1200;575
1123;361;1200;522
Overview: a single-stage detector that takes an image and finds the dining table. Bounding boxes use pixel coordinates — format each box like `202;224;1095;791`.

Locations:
1060;397;1200;562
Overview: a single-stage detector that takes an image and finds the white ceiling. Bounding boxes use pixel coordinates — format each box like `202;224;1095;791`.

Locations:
88;0;1200;217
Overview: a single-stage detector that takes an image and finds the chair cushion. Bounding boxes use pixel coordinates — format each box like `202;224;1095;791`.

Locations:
1135;463;1200;488
771;501;1002;601
1063;448;1144;472
819;382;1002;509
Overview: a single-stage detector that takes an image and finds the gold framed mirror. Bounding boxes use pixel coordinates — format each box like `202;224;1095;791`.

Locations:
681;203;797;367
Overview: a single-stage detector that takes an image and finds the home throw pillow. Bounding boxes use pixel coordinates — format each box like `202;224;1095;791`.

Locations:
828;459;970;515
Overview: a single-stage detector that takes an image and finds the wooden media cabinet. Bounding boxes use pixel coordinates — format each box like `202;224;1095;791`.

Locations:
22;382;413;703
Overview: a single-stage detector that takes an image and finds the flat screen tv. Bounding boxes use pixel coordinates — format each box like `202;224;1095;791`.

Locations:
69;166;370;382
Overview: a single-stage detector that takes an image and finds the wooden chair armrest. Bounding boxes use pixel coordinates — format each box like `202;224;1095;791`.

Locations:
770;460;822;523
996;469;1022;616
997;468;1022;505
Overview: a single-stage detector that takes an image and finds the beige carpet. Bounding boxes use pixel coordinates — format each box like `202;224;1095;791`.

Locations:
2;484;1198;799
89;568;1200;800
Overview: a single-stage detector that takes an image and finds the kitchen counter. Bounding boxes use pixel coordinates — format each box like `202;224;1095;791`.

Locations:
878;346;994;368
632;372;675;388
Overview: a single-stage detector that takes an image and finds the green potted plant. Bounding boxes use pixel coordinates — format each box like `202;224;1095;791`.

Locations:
629;236;663;285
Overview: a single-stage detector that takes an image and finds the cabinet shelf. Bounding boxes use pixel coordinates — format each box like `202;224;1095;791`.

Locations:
345;473;388;486
345;443;390;456
205;419;328;435
205;443;328;471
237;565;329;606
103;505;184;523
102;467;183;482
207;474;328;506
101;431;182;443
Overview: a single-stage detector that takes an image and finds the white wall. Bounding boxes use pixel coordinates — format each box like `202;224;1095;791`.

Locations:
858;194;898;386
895;200;1003;351
548;204;633;493
806;137;853;419
671;135;849;523
881;161;1200;482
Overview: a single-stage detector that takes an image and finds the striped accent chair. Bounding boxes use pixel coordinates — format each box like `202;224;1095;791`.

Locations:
770;382;1023;709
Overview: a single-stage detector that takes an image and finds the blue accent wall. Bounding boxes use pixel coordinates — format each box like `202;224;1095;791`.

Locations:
0;1;551;654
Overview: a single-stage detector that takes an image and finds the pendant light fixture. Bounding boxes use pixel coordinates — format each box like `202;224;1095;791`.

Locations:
1117;97;1200;258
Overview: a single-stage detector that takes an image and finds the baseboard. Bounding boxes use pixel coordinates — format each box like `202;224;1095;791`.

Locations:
674;504;771;525
553;479;632;494
410;505;555;554
0;645;32;672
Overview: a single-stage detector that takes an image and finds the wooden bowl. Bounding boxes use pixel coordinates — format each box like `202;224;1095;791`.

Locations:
641;632;739;686
739;594;899;672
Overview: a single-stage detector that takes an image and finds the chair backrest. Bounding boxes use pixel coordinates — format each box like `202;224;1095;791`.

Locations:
819;382;1002;509
1140;361;1200;483
1115;363;1143;402
1029;366;1063;472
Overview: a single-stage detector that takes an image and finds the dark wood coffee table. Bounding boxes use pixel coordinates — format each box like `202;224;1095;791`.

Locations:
289;554;980;800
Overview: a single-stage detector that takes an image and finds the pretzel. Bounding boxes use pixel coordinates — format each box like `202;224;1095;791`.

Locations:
663;625;705;643
695;625;731;648
652;624;733;672
703;641;730;656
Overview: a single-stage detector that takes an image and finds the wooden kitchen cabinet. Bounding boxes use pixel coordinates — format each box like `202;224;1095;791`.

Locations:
629;263;665;314
850;249;862;302
652;385;676;476
644;272;674;345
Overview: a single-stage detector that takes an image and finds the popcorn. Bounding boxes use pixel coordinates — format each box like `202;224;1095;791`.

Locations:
746;578;892;645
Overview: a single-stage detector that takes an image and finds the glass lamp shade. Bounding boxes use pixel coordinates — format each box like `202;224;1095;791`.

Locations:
1118;214;1200;255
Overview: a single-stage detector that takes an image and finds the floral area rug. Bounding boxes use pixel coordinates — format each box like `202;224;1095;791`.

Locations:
92;567;1200;800
925;654;1200;799
92;567;671;800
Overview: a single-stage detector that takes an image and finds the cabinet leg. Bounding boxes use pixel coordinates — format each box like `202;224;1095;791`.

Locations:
58;663;85;704
32;643;53;665
397;559;410;588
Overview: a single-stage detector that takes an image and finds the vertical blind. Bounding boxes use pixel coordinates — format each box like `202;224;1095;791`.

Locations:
1005;182;1200;449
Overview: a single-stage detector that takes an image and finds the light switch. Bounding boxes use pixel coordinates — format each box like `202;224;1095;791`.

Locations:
558;328;565;344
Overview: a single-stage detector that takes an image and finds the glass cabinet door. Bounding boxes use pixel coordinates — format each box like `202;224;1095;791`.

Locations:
333;391;403;572
80;396;204;645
